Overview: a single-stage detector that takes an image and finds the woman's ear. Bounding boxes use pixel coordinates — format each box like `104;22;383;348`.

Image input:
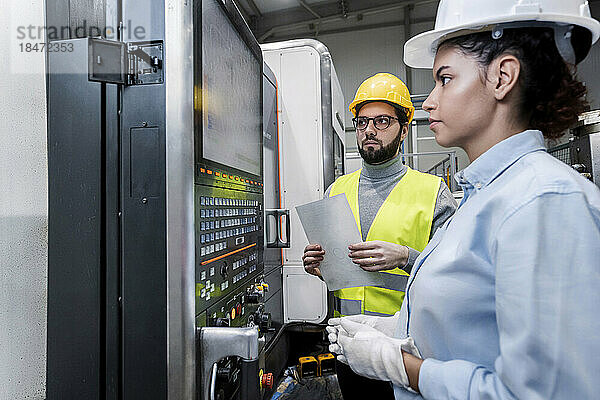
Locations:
488;54;521;101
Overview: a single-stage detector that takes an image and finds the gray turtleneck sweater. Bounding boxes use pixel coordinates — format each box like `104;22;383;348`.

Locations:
324;154;457;272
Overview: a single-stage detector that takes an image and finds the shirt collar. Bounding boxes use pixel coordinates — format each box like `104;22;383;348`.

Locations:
362;153;407;179
455;130;546;191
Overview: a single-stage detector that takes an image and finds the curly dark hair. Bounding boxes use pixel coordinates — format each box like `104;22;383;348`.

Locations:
439;28;589;139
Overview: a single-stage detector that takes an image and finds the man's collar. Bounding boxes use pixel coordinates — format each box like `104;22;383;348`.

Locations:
362;153;407;179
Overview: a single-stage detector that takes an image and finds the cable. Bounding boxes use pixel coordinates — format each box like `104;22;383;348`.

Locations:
263;322;328;354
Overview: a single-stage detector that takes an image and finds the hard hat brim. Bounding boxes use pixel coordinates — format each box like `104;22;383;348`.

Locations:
404;13;600;69
349;98;415;123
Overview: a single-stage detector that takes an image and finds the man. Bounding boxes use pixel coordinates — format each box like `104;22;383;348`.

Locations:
301;73;457;399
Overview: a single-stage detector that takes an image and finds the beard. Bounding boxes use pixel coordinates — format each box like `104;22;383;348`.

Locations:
358;131;402;165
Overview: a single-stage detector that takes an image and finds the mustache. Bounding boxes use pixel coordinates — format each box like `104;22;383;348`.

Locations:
361;134;383;146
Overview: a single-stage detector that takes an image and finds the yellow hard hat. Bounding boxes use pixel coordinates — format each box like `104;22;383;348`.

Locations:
349;73;414;123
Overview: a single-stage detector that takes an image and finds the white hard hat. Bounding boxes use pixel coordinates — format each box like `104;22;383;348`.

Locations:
404;0;600;68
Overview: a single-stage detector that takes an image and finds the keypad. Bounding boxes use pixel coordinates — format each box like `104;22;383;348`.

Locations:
232;251;258;284
198;196;260;257
197;192;261;307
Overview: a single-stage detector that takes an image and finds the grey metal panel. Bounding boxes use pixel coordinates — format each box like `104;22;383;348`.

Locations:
264;290;283;327
130;127;161;197
591;133;600;186
122;0;165;41
119;0;169;397
320;49;336;190
69;0;106;37
45;0;70;41
263;61;277;87
104;83;120;400
164;0;196;398
120;82;167;399
46;0;107;40
261;39;337;190
263;66;282;267
264;266;282;301
47;38;102;400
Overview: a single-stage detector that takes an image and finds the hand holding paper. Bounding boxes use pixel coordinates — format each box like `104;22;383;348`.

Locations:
296;194;385;291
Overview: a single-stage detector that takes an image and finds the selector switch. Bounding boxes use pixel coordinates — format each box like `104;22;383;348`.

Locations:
258;312;272;332
219;261;228;278
246;292;261;304
213;317;230;327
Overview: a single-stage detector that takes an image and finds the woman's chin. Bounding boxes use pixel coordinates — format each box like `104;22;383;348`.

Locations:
433;131;454;148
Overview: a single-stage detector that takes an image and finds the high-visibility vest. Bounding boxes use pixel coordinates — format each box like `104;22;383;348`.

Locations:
329;167;440;317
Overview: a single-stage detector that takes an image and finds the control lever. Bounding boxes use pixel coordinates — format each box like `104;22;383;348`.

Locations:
265;209;291;248
198;326;259;400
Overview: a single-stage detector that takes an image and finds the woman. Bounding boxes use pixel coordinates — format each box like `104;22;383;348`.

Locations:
328;0;600;398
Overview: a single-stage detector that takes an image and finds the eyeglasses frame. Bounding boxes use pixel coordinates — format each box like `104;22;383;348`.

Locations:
352;114;403;132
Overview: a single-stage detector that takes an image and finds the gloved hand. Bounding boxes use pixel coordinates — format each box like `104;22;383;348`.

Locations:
328;319;421;389
328;311;401;337
326;325;346;362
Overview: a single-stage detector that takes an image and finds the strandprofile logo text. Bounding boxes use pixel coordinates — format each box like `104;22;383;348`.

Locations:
16;20;148;53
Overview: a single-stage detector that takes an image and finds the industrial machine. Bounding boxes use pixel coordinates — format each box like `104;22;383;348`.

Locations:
547;110;600;187
569;110;600;186
261;40;346;324
46;0;285;399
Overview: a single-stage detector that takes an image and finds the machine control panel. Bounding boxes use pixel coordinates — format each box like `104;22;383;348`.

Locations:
203;277;272;334
195;165;264;315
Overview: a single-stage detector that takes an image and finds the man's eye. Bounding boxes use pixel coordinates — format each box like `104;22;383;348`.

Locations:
375;117;389;124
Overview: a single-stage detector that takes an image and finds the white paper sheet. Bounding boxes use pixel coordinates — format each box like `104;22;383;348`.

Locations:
296;193;385;291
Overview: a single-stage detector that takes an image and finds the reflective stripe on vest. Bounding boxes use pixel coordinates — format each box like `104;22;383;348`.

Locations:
334;298;362;316
330;167;440;316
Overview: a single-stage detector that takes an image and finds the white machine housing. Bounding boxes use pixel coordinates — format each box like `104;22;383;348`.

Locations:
262;39;345;323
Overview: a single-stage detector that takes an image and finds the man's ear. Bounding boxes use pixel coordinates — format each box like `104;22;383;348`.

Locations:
400;124;409;141
488;54;521;101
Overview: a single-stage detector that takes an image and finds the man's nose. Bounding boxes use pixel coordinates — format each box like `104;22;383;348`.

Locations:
364;119;377;134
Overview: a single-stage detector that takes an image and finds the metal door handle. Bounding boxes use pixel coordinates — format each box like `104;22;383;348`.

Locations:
265;209;290;248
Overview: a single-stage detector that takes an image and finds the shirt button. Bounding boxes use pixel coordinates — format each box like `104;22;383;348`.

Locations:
475;183;482;189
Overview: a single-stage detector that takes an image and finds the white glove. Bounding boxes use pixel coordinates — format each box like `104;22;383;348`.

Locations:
333;319;421;389
328;311;401;337
326;325;346;362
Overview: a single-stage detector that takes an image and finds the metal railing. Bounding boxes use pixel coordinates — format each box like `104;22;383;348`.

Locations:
425;153;459;192
399;151;459;192
345;150;460;192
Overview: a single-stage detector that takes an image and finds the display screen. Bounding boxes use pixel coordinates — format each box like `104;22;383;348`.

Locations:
201;0;261;176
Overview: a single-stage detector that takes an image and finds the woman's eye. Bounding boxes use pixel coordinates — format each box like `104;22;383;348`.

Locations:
441;76;451;86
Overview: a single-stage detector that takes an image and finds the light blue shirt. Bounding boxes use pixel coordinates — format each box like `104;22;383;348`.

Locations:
393;130;600;399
